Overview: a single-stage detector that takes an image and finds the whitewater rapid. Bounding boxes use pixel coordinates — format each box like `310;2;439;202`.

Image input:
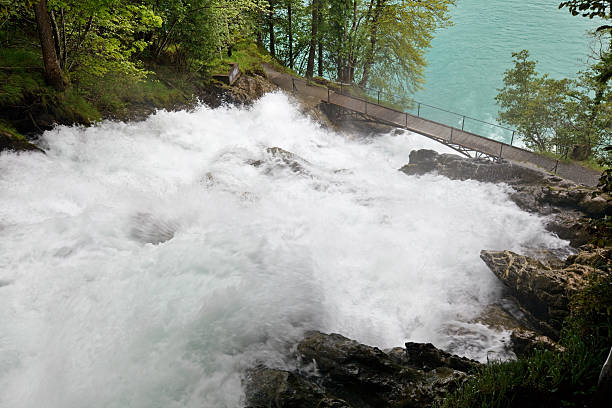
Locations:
0;93;567;407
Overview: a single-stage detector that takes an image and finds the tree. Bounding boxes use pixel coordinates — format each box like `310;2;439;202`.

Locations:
559;1;612;21
496;50;612;157
306;0;320;78
560;1;612;85
33;0;68;90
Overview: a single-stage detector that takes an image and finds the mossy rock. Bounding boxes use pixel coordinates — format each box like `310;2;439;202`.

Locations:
0;126;43;153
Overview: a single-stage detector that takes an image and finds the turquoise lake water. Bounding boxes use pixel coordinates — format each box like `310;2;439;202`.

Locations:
413;0;604;142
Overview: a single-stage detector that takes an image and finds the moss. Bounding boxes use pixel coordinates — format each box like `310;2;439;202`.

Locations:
0;120;42;152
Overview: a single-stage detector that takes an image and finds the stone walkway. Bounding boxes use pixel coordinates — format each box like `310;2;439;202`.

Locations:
262;63;601;187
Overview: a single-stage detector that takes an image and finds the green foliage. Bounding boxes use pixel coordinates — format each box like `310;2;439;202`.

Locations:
440;271;612;408
151;0;268;70
0;47;49;106
559;1;612;21
364;0;455;98
496;50;612;157
205;41;273;77
0;120;27;141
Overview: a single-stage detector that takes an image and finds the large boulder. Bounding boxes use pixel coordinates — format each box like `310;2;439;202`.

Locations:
244;367;350;408
480;250;600;339
510;328;565;358
399;149;547;185
244;331;480;408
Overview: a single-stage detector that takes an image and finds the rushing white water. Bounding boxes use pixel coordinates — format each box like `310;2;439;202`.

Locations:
0;93;567;408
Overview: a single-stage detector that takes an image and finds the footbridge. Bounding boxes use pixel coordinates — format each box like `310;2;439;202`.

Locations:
262;64;601;186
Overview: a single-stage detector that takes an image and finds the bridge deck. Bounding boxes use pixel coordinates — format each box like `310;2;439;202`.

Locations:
262;64;601;186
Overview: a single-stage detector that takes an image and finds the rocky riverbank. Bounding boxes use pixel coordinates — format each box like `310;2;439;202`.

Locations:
245;331;480;408
242;146;611;407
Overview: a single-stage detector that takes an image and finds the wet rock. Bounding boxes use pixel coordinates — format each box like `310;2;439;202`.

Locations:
245;331;479;408
248;147;313;177
480;250;600;339
403;342;480;373
520;248;568;269
399;149;547;184
0;129;44;153
296;331;476;408
510;328;565;358
474;302;528;332
244;367;351;408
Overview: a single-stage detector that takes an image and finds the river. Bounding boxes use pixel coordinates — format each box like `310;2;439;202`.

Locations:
0;93;569;407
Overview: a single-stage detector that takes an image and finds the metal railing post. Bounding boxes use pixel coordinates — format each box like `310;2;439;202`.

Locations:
510;131;515;146
417;103;421;117
499;143;503;159
292;78;296;94
327;88;330;103
461;116;465;131
405;112;408;128
377;91;380;105
450;127;453;143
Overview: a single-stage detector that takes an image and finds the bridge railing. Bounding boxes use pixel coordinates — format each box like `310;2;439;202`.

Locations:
285;73;600;185
334;81;520;148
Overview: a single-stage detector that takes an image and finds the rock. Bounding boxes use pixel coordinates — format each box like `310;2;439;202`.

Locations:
399;149;547;184
248;147;313;177
566;245;612;272
480;250;600;339
244;367;351;408
295;331;476;408
521;248;568;269
245;331;480;408
510;328;565;358
403;342;480;373
0;128;44;153
473;302;528;332
579;194;611;218
544;213;593;248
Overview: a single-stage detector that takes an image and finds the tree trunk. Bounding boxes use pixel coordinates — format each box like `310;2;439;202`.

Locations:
359;0;384;87
317;9;323;77
306;0;320;78
268;0;276;57
33;0;67;90
60;8;67;70
49;10;62;65
288;1;293;69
